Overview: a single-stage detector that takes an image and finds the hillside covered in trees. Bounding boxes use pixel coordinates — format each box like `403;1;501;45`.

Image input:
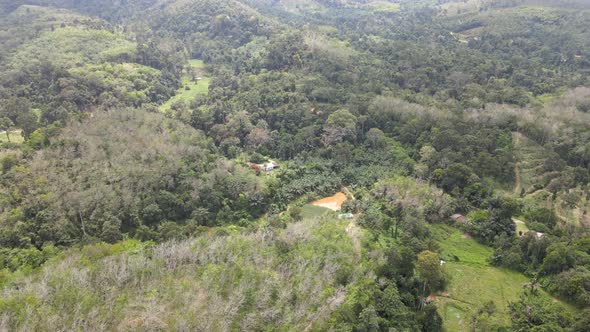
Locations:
2;0;590;330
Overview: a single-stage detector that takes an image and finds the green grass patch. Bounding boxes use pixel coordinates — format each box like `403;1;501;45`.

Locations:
188;59;205;68
439;263;528;330
430;224;576;330
0;130;24;144
159;77;210;111
365;1;401;13
160;59;209;112
430;224;492;266
534;89;566;105
301;204;330;219
431;224;527;329
514;219;530;235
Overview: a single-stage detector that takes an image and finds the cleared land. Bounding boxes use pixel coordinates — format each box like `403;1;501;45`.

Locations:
301;204;330;219
311;192;347;211
513;218;530;235
160;59;210;112
365;1;401;13
0;130;24;144
430;224;541;330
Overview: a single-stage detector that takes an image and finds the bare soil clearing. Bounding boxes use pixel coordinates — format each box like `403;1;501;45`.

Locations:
311;192;347;211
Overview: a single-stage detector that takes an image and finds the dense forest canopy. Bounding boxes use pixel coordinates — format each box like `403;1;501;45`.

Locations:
2;0;590;330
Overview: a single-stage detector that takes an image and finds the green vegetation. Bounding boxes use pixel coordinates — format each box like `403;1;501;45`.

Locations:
441;264;527;330
161;76;210;109
514;219;530;235
432;224;493;267
1;0;590;329
0;130;24;144
301;204;330;219
512;132;552;195
432;224;578;330
432;225;527;329
365;1;401;13
160;59;210;112
7;27;135;70
0;217;361;330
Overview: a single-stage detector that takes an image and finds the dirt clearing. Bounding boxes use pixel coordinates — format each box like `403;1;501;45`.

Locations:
311;192;347;211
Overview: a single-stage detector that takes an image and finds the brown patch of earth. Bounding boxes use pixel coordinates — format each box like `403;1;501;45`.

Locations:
311;192;347;211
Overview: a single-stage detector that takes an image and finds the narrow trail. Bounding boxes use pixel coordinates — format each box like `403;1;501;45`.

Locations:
514;162;522;194
346;221;361;259
435;294;474;306
342;186;356;201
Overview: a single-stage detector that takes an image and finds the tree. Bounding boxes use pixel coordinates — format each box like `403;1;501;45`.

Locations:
416;145;437;180
357;305;380;332
378;283;413;328
0;97;29;123
288;206;302;222
323;109;357;145
365;128;386;148
576;99;590;113
158;221;186;241
470;301;500;332
225;111;253;140
547;267;590;306
100;214;123;243
15;111;38;138
416;250;447;297
573;309;590;332
246;127;270;150
524;208;557;229
0;117;14;142
509;293;572;331
417;303;443;332
540;243;579;275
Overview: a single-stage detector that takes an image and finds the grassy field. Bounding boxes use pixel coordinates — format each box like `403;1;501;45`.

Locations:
188;59;204;67
431;224;577;330
160;59;209;112
301;204;330;219
513;218;530;235
0;130;24;144
365;1;401;13
439;263;528;330
430;225;529;330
